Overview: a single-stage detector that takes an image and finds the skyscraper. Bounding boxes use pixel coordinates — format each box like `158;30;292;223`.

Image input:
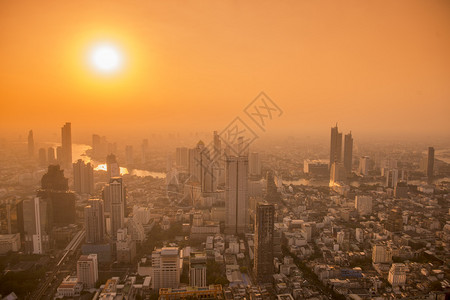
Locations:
254;202;274;283
38;165;76;225
73;159;94;195
27;130;34;157
106;154;120;179
358;156;370;176
225;155;248;234
249;152;261;177
108;177;125;238
329;124;342;167
47;147;56;165
175;147;189;170
18;197;48;254
61;122;72;168
84;199;105;244
77;254;98;289
427;146;434;183
343;132;353;175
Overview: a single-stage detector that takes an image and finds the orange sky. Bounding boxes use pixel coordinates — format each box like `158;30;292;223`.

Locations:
1;0;449;141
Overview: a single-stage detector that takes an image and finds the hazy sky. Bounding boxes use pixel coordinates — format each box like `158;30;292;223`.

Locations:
1;0;449;141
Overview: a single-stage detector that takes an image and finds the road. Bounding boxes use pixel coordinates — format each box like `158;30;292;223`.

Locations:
28;230;85;300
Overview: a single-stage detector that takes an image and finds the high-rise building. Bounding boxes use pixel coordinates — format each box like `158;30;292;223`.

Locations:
343;132;353;175
77;254;98;289
116;228;136;263
47;147;56;165
385;208;403;233
61;122;72;168
18;197;49;254
106;154;120;179
151;247;181;290
225;155;248;234
329;162;346;185
27;130;34;157
73;159;94;195
254;202;274;283
358;156;370;176
355;196;372;215
84;199;105;244
107;177;125;238
372;244;392;264
329;124;342;167
188;141;205;183
189;252;207;287
175;147;189;170
249;152;261;177
37;165;76;225
32;197;45;254
427;146;434;183
385;169;399;188
388;263;406;287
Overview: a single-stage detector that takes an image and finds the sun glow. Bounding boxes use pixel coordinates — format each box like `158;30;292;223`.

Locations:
89;43;123;73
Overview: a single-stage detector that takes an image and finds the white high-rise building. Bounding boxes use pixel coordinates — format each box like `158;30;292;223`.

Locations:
189;252;207;287
77;254;98;289
355;196;372;215
225;155;248;234
388;263;406;287
151;247;181;290
32;197;44;254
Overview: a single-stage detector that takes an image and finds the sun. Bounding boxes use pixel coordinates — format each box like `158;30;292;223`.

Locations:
89;43;123;73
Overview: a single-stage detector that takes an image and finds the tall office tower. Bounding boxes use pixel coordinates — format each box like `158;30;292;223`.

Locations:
355;196;372;215
56;146;63;164
427;147;434;183
249;152;261;177
265;170;280;202
189;252;207;287
108;177;125;239
175;147;189;170
27;130;34;157
358;156;370;176
388;263;406;287
329;162;346;185
225;155;248;234
254;202;274;283
32;197;45;254
343;132;353;174
125;145;133;165
38;148;47;166
329;124;342;167
77;254;98;289
151;247;181;290
385;169;399;188
37;165;76;225
142;139;149;164
47;147;56;165
73;159;94;195
188;141;205;183
213;131;221;158
106;154;120;179
61;122;72;167
18;197;49;254
84;199;105;244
